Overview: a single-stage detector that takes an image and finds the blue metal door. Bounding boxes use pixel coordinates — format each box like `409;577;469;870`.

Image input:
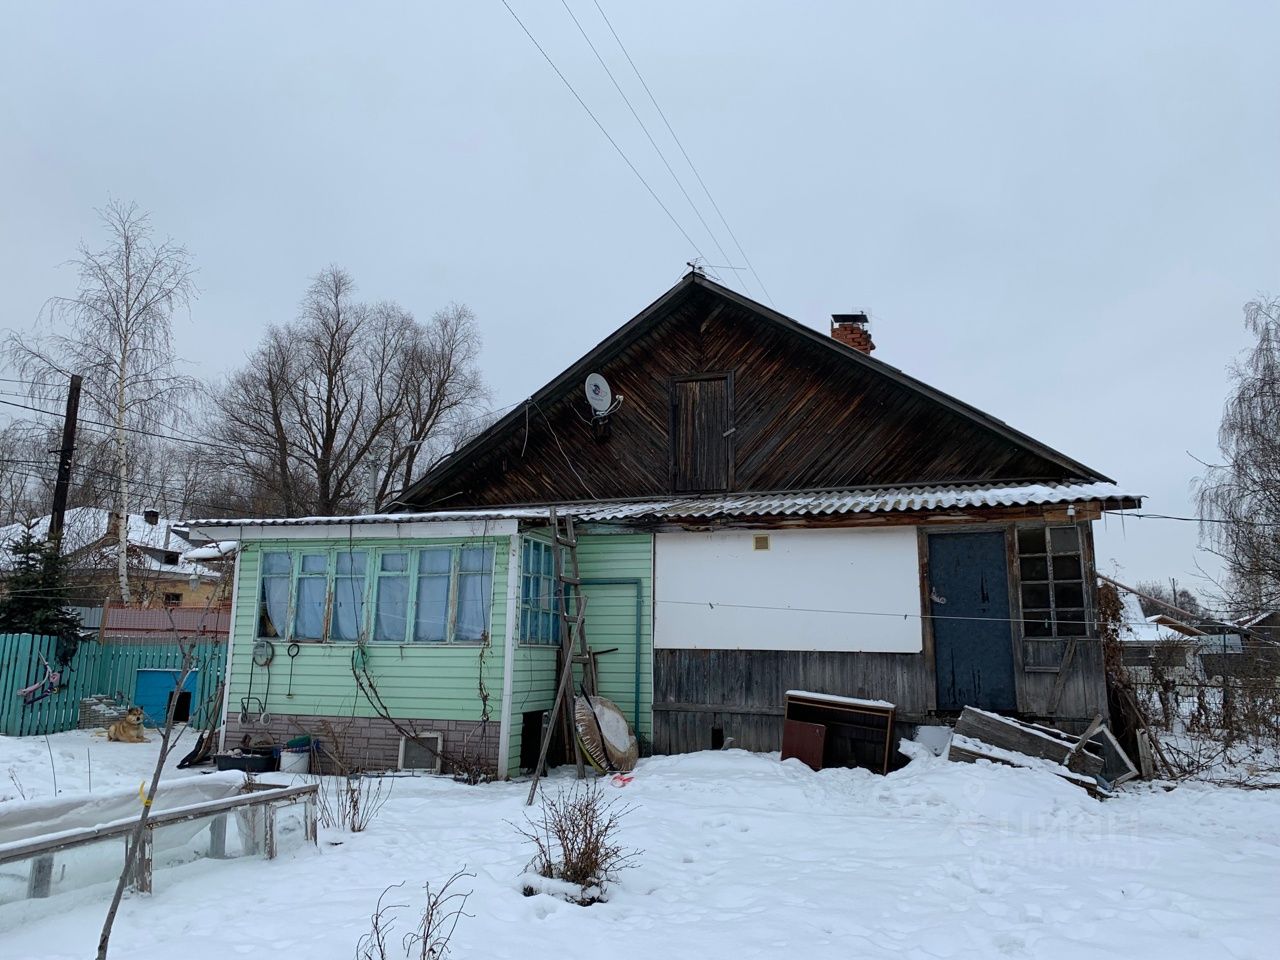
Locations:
928;532;1016;712
134;669;198;726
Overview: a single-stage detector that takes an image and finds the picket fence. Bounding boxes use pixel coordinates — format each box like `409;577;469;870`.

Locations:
0;633;226;737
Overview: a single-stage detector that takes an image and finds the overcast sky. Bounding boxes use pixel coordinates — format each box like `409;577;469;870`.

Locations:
2;2;1277;600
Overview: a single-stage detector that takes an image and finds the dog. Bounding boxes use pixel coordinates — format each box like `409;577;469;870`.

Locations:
105;707;149;743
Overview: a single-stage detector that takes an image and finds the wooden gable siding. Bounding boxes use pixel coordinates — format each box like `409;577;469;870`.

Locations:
403;281;1096;509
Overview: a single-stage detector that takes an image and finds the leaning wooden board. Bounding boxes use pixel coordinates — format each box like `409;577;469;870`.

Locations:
953;707;1105;779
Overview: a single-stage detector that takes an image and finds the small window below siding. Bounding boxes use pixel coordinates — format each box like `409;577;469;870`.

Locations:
1017;525;1090;639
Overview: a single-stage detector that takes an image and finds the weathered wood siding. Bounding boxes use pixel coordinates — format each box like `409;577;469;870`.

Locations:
403;279;1097;510
228;538;510;726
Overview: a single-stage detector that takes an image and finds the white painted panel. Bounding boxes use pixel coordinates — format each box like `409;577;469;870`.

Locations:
654;528;923;652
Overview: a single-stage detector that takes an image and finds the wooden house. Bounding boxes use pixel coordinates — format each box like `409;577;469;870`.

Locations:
195;273;1138;777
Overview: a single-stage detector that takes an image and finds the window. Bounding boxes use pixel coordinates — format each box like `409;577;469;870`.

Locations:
1018;526;1088;638
519;538;560;645
259;551;293;638
294;551;329;641
330;550;369;642
373;552;410;642
163;592;183;607
259;544;494;644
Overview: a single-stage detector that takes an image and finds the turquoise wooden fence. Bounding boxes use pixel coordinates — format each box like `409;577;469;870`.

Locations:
0;633;226;737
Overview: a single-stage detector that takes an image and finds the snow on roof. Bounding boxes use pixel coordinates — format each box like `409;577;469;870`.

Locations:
786;690;895;710
189;481;1141;530
0;508;219;577
181;541;239;562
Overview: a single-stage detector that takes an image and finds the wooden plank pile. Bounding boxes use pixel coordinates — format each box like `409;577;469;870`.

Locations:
945;707;1137;799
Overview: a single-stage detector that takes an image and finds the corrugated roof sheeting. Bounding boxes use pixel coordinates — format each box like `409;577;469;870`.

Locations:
189;482;1139;529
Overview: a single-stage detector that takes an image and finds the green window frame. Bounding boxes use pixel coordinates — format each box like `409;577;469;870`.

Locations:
257;543;495;644
519;537;561;645
1017;525;1089;639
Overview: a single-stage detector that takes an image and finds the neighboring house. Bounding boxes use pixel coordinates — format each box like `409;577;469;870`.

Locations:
193;272;1140;777
0;507;227;608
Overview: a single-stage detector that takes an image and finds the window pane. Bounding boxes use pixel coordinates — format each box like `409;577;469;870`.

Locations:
295;577;326;640
263;552;291;575
331;573;366;642
1021;583;1051;609
415;574;449;642
259;576;289;637
301;553;327;574
1019;556;1049;581
419;548;452;575
1057;610;1088;636
456;571;492;641
1052;555;1083;581
381;552;408;573
1017;528;1046;554
374;575;409;642
1055;582;1085;608
1023;612;1053;637
460;546;493;573
336;551;368;575
1049;526;1080;553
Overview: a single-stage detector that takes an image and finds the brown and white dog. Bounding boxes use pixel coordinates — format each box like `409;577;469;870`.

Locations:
105;707;148;743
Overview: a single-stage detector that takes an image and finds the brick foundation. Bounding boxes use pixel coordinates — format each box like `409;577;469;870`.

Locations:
223;712;501;777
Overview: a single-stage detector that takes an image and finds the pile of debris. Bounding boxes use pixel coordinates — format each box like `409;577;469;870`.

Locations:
945;707;1138;798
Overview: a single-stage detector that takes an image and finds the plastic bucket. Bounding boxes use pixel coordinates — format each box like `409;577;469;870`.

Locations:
280;749;310;774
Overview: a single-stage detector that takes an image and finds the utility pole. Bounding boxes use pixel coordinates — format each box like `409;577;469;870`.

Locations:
48;373;82;553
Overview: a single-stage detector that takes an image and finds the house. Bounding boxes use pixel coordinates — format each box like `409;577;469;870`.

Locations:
0;507;228;609
193;272;1139;777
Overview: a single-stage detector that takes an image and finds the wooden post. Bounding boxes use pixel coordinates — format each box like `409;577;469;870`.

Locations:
47;373;82;552
208;815;228;859
264;806;277;860
27;854;53;898
304;795;318;845
127;828;153;894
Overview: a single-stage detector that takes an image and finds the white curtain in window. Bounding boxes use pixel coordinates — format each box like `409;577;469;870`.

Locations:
295;578;326;640
375;575;409;642
456;547;493;641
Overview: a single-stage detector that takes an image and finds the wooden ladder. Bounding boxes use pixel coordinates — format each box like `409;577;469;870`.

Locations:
525;506;598;804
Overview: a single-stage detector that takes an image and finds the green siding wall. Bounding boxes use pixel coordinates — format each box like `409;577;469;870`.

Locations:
228;536;512;725
505;530;653;772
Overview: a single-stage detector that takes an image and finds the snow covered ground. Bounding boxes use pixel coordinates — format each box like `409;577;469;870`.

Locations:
2;730;1279;959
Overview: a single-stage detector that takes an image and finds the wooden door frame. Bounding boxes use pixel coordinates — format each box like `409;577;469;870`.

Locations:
667;371;736;493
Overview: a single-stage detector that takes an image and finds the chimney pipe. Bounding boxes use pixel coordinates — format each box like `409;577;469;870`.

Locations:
831;313;874;354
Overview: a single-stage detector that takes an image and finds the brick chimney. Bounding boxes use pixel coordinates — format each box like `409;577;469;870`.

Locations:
831;313;874;354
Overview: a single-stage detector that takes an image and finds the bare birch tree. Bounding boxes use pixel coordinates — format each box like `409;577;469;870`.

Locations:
1196;296;1280;612
209;266;485;516
6;201;196;602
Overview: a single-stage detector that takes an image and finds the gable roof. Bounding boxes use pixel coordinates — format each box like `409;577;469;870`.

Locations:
396;273;1112;510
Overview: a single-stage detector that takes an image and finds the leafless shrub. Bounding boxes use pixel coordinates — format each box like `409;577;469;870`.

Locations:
516;781;639;905
3;767;28;802
355;872;474;960
402;869;474;960
356;883;407;960
319;774;392;833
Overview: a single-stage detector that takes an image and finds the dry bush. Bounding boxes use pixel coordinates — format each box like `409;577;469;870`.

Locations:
516;781;639;905
318;774;393;833
355;872;473;960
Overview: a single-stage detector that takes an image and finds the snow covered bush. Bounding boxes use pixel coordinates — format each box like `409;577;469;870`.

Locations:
517;781;639;905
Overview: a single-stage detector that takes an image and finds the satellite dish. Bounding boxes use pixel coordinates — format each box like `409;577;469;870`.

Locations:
585;373;613;415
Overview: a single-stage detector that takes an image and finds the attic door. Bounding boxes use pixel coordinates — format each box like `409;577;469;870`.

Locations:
670;374;733;493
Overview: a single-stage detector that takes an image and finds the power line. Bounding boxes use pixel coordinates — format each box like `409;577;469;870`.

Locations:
498;0;709;261
559;0;739;287
590;0;774;306
1105;509;1280;528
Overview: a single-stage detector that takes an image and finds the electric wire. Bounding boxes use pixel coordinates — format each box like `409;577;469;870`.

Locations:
559;0;739;286
589;0;774;306
498;0;709;261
